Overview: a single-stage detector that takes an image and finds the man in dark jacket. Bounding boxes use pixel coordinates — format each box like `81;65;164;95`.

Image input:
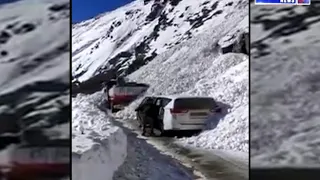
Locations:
103;80;117;110
102;82;111;109
141;101;158;136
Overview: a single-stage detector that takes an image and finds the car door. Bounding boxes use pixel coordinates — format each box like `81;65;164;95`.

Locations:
135;97;156;118
136;97;150;111
135;97;151;125
155;98;171;120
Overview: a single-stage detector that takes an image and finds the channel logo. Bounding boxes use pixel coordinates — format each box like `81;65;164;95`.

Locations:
297;0;311;5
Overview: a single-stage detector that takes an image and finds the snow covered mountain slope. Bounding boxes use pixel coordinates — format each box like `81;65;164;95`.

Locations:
251;2;320;166
72;0;248;83
72;0;248;153
0;0;69;148
112;1;248;153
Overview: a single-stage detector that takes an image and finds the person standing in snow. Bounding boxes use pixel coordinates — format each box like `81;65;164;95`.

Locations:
106;84;114;110
104;80;116;106
116;77;125;85
102;82;109;108
141;100;158;136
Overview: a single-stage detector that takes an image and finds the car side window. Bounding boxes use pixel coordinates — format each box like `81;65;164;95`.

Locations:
140;98;149;106
155;99;161;106
161;98;171;107
157;98;171;118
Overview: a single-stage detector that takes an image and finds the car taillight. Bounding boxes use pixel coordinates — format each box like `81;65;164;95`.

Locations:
170;109;188;114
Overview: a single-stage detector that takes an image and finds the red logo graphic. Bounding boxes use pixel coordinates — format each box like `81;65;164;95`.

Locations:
297;0;310;4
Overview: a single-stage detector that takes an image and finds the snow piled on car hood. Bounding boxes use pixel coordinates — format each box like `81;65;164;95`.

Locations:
72;92;127;180
251;3;320;167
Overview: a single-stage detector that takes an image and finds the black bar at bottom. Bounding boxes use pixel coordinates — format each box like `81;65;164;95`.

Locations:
251;168;320;180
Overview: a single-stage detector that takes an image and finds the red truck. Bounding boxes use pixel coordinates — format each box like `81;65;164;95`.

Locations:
0;140;69;179
107;82;149;112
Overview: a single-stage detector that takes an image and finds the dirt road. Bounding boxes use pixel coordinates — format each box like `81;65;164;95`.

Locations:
111;116;248;180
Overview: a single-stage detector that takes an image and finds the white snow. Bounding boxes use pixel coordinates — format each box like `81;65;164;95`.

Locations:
117;52;248;152
0;1;70;178
0;148;10;165
0;0;70;125
0;0;70;140
72;92;127;180
72;0;249;170
0;0;69;94
72;0;248;81
115;4;249;153
251;4;320;166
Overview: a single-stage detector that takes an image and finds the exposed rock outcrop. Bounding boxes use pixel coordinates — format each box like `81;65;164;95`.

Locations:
218;30;249;55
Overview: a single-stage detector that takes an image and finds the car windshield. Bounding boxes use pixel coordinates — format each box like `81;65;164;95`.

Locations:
174;98;216;109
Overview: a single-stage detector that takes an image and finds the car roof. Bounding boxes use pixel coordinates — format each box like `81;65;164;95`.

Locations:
112;82;149;87
143;94;214;100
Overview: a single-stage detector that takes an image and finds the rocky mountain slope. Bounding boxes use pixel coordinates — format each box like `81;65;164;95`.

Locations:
72;0;248;84
251;2;320;166
72;0;249;154
0;0;70;150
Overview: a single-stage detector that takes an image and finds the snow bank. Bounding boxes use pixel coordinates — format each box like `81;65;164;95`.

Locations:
181;54;248;152
72;92;127;180
116;11;248;153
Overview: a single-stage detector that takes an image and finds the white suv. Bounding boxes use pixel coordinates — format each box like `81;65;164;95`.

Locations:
135;95;220;134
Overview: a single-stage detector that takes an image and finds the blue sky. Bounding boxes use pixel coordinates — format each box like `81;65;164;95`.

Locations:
72;0;134;23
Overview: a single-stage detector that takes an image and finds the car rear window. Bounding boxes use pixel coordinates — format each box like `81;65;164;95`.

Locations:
174;98;216;109
111;86;147;96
